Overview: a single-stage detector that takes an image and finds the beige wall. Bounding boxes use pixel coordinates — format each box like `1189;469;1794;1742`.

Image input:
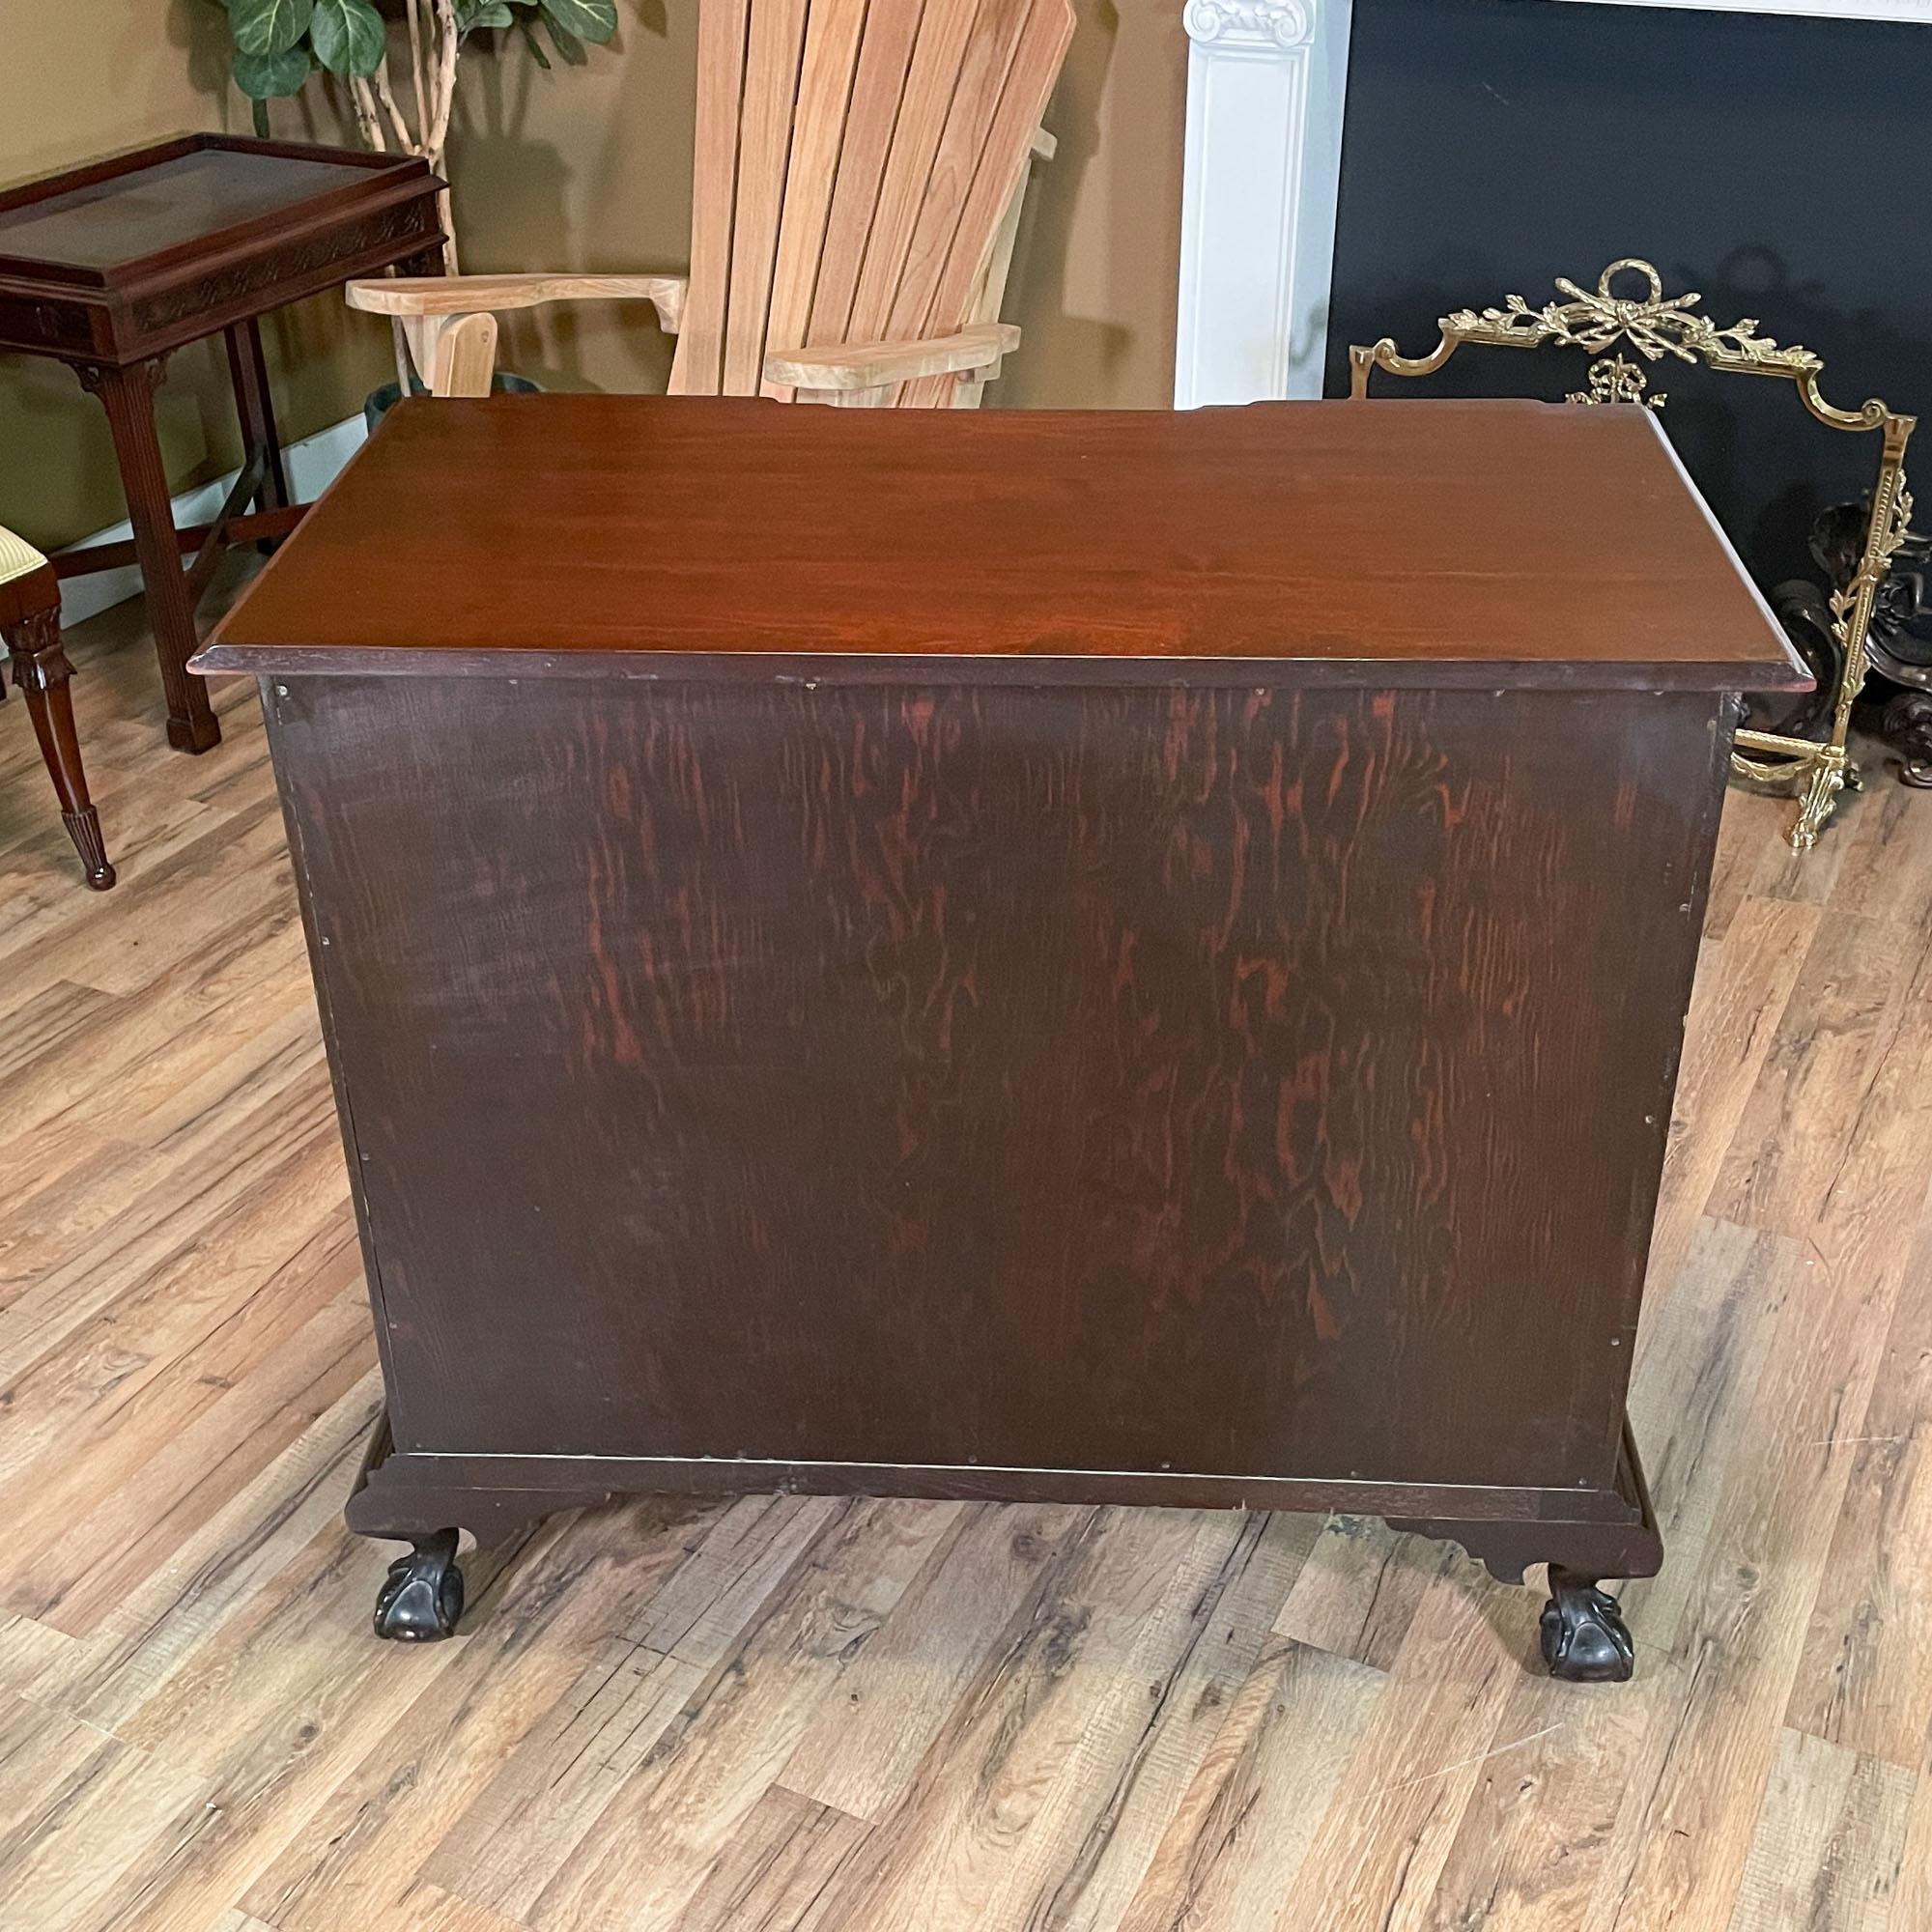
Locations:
1000;0;1186;411
0;0;1184;553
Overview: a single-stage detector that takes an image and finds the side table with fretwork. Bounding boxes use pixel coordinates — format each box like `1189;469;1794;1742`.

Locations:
0;134;444;752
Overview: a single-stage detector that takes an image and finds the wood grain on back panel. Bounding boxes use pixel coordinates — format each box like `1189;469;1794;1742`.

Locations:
268;673;1723;1490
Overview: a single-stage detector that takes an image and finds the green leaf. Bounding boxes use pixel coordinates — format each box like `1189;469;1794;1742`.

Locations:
456;0;514;28
309;0;387;74
540;0;617;45
541;13;586;65
232;44;313;98
228;0;314;58
516;17;553;68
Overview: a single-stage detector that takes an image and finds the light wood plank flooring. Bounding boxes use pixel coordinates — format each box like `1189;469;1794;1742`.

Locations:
2;587;1930;1930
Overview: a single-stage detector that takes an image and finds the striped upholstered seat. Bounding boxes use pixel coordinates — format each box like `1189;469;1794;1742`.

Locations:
0;523;47;588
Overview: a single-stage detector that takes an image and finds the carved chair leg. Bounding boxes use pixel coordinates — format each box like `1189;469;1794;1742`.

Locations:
373;1527;465;1640
4;576;115;890
1540;1566;1636;1683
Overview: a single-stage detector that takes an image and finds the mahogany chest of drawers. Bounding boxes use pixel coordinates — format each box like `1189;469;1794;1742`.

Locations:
199;394;1804;1677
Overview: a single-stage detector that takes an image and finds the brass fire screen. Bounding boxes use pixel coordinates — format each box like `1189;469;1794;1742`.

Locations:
1351;260;1915;850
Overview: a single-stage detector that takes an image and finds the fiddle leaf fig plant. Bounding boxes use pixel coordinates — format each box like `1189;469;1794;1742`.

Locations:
212;0;618;267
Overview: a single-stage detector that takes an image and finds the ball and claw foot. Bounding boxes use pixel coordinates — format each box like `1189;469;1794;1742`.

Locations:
373;1528;465;1641
1540;1566;1635;1683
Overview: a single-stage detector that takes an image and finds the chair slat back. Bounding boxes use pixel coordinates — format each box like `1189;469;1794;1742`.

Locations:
670;0;1072;406
674;0;752;397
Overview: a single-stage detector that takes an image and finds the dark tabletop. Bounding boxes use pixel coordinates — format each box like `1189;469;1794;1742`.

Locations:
201;393;1809;691
0;136;432;289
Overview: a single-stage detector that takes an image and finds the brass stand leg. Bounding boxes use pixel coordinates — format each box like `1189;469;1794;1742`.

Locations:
3;570;115;889
1789;751;1848;852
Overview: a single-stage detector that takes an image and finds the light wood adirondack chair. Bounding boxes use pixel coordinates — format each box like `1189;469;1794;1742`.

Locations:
347;0;1074;409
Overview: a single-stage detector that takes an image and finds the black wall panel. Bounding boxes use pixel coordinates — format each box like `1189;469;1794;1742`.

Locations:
1327;0;1932;590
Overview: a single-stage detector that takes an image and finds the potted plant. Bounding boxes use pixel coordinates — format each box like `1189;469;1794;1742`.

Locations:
212;0;617;406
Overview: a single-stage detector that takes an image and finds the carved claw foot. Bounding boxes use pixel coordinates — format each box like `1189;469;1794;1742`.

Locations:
1540;1566;1635;1683
373;1528;464;1641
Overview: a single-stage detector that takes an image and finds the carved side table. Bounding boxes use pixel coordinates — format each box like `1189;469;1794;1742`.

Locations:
0;135;444;753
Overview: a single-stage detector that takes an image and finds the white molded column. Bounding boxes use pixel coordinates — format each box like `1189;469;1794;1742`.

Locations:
1174;0;1932;409
1175;0;1353;407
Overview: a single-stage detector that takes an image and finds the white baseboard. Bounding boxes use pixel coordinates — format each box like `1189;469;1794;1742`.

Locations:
58;412;369;630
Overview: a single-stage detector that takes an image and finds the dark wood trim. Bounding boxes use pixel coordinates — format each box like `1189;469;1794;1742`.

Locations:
1387;1419;1662;1585
345;1425;1656;1551
52;506;306;581
226;316;291;516
184;451;269;604
187;643;1787;695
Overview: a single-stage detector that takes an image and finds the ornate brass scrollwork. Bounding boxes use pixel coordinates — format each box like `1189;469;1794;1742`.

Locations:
1351;260;1918;850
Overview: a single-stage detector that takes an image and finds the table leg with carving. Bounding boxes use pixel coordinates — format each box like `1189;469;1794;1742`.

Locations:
79;357;220;753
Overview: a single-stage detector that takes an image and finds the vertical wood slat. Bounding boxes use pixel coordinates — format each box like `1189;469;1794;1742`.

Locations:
722;0;813;395
683;0;1066;408
925;162;1028;408
882;0;1029;352
760;0;871;401
900;0;1074;402
806;0;928;349
844;0;980;348
671;0;754;395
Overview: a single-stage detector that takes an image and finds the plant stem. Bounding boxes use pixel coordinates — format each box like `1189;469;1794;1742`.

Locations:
348;76;388;152
428;0;464;271
405;0;432;155
369;65;415;155
428;0;461;162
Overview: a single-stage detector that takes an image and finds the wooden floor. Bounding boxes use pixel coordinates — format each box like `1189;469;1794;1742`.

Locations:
3;587;1931;1932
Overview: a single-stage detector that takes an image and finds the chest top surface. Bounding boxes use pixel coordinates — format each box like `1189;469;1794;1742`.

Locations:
200;393;1805;692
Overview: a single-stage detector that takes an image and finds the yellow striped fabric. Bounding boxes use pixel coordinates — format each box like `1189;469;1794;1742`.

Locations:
0;524;48;588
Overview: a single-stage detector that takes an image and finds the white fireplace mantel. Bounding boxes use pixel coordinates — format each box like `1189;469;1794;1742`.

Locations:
1174;0;1932;408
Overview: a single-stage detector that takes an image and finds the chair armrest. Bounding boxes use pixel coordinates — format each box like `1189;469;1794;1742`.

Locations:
763;323;1020;392
346;273;688;334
